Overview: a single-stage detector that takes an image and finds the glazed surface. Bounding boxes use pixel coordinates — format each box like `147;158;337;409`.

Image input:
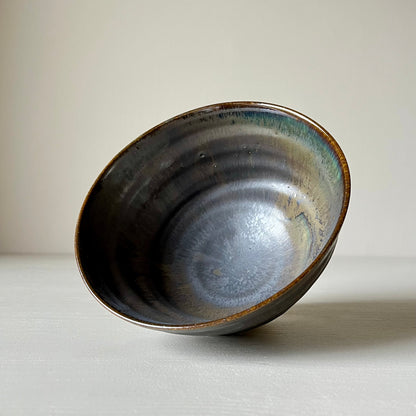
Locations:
76;104;348;331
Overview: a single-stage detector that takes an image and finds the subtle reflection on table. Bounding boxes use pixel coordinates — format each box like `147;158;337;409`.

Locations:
1;255;415;415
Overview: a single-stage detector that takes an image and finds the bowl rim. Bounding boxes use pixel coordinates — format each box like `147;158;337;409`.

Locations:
75;101;351;332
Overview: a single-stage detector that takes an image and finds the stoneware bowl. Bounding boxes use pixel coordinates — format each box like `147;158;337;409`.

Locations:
75;102;350;335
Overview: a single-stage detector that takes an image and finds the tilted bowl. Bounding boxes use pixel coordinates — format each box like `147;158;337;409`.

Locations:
75;102;350;335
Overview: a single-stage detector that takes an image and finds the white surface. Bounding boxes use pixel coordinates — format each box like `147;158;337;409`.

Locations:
1;1;416;256
1;254;415;415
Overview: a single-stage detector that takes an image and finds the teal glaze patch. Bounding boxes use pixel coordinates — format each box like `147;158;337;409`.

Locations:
212;107;343;184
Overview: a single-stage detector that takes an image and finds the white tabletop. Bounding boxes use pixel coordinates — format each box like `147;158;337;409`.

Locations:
1;255;415;415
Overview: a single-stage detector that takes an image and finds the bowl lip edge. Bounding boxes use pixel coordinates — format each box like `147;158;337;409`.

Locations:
74;100;351;332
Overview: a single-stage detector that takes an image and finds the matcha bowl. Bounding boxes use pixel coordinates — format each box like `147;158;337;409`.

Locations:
75;102;350;335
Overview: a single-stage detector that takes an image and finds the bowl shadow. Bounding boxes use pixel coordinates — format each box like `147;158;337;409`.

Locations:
166;299;416;358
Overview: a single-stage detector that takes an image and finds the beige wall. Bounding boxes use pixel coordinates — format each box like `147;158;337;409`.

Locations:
1;0;415;255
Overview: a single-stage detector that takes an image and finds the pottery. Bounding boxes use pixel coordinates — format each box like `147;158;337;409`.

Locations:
75;102;350;335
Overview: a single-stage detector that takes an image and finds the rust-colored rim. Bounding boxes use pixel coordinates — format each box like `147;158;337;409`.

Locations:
75;101;351;331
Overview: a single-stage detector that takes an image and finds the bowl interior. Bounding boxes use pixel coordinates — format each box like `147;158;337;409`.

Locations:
77;105;346;326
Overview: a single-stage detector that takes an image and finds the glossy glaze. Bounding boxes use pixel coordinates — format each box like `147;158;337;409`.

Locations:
75;102;350;335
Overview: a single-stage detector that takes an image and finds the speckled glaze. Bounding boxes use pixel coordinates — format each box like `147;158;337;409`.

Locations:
75;102;350;335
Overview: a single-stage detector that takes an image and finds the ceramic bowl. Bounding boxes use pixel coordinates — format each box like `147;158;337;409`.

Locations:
75;102;350;335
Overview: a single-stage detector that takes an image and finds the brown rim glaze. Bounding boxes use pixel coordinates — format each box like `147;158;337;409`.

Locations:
75;101;351;331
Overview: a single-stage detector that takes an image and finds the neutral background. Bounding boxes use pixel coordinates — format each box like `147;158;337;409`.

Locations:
1;0;415;256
